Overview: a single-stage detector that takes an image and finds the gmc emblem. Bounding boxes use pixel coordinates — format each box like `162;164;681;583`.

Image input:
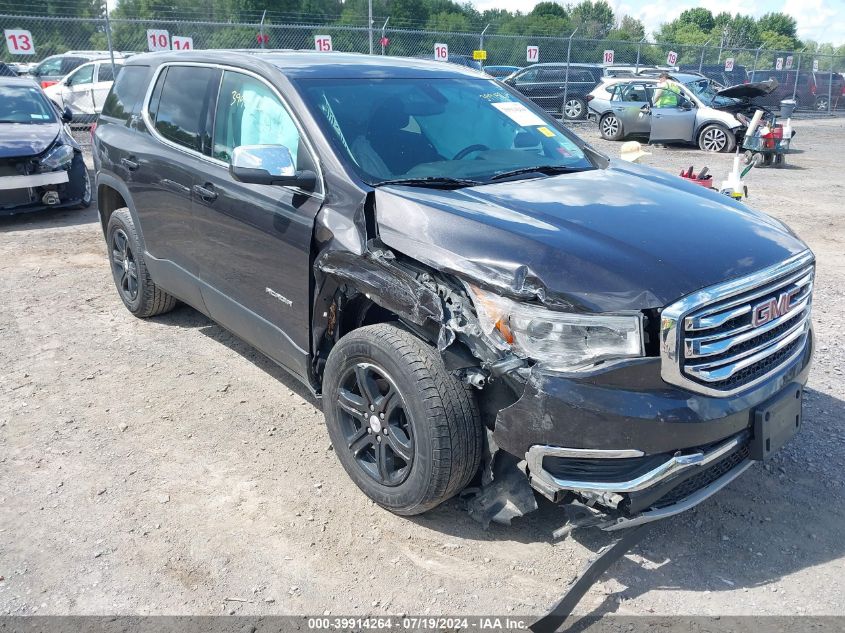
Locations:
752;288;800;327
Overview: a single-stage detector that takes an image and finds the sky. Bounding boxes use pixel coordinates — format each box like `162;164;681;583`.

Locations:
471;0;845;46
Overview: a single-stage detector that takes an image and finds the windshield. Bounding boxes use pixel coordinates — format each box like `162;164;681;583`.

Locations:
296;77;593;185
0;83;57;123
684;78;736;107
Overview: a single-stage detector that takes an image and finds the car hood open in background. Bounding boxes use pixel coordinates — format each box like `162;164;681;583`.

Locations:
0;122;60;159
717;79;778;100
374;162;808;312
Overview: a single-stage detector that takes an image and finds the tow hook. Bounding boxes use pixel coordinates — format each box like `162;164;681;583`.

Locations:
42;190;61;206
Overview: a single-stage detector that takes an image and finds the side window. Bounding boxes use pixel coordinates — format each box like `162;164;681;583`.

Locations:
514;69;538;84
61;57;84;76
153;65;220;153
97;63;120;82
34;57;63;77
102;65;149;122
212;71;301;166
622;84;649;102
67;64;94;86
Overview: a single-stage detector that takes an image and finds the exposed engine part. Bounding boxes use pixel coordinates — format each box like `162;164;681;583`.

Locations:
42;190;60;206
462;368;488;389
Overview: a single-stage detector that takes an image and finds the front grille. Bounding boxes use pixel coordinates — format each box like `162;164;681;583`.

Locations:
652;444;750;509
661;252;814;396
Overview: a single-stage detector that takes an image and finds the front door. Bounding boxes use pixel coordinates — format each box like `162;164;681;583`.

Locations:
63;63;96;115
649;89;697;143
192;69;324;379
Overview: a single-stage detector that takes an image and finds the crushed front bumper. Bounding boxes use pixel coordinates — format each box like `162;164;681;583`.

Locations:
494;333;812;527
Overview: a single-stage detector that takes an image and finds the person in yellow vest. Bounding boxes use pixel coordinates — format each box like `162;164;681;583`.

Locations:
653;72;681;108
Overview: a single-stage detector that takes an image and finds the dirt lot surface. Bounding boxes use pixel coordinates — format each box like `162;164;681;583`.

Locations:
2;117;844;619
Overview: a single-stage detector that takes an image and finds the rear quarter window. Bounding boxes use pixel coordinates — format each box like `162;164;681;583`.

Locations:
151;65;220;153
101;65;150;122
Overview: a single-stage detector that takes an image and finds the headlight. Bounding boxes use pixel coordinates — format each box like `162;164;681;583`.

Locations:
468;285;643;372
39;144;75;171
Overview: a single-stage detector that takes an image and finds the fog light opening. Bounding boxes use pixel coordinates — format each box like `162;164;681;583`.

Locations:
42;190;61;206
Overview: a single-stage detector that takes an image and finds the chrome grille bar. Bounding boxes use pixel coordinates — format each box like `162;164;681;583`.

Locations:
660;250;815;397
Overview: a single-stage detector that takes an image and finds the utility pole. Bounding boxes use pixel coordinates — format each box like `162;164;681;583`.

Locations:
368;0;373;55
259;10;266;49
380;17;389;55
699;39;711;73
103;0;116;79
634;35;646;73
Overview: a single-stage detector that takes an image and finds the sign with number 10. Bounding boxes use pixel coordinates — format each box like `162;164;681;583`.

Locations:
147;29;170;52
5;29;35;55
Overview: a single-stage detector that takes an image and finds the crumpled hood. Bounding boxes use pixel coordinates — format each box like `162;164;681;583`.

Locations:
374;162;808;312
717;79;778;100
0;122;59;159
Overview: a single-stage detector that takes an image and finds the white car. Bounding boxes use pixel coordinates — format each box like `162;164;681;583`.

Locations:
586;73;776;152
43;59;123;123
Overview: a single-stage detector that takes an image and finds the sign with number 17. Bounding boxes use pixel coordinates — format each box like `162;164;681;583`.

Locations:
527;45;538;62
5;29;35;55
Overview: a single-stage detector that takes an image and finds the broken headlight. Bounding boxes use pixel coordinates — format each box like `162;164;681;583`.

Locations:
39;144;74;171
467;285;643;372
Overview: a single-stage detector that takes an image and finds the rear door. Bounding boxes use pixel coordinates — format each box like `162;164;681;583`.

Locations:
612;82;652;134
190;69;324;378
132;64;221;282
92;61;120;113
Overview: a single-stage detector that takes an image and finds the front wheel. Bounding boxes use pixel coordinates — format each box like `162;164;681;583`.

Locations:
322;324;482;515
562;97;586;120
815;96;830;111
599;112;624;140
698;124;736;153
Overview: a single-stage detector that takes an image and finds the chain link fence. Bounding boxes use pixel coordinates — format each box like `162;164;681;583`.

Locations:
2;13;843;115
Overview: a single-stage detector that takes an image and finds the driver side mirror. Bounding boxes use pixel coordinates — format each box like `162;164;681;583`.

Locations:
61;106;73;123
678;97;694;110
229;144;316;191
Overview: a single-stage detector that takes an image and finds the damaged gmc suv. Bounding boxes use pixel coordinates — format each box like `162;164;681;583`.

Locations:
93;51;813;529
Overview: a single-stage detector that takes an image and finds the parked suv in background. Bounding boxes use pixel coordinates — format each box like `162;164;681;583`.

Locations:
749;70;844;111
29;51;127;89
93;50;813;530
43;59;123;123
681;64;748;88
503;63;604;120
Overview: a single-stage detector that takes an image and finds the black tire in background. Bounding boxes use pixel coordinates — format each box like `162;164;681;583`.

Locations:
106;208;177;318
322;323;483;515
68;152;92;209
599;112;624;140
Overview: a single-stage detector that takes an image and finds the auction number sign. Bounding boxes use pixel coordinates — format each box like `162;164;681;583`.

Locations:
147;29;170;51
775;57;784;70
603;49;614;64
527;45;539;63
172;36;193;50
785;55;793;69
5;29;35;55
724;57;734;72
666;50;678;66
813;59;819;72
314;35;332;52
434;43;448;61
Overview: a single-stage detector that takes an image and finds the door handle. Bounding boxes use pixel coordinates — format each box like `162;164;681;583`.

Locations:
192;183;218;202
121;156;139;171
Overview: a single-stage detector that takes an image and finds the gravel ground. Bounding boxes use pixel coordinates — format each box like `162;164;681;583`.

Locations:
1;117;844;619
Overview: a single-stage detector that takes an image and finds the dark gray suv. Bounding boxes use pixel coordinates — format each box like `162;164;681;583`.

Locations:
93;50;813;529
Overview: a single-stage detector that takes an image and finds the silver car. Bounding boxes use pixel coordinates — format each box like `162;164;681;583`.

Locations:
587;73;762;152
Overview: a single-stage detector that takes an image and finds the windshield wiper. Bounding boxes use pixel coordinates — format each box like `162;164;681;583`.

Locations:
488;165;589;181
375;176;481;189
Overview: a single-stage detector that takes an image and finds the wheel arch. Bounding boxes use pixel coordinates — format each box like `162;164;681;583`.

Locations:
694;118;739;141
96;172;145;248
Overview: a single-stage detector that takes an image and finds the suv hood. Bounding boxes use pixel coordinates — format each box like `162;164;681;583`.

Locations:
0;122;60;159
374;162;808;312
717;79;778;100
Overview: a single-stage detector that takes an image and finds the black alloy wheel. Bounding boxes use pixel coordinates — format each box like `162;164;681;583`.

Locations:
111;228;139;303
336;362;414;486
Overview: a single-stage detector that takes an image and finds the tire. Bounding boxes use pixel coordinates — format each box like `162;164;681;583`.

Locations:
698;123;736;153
322;323;482;515
69;153;92;209
562;97;586;120
815;96;829;111
106;208;177;318
599;112;623;140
